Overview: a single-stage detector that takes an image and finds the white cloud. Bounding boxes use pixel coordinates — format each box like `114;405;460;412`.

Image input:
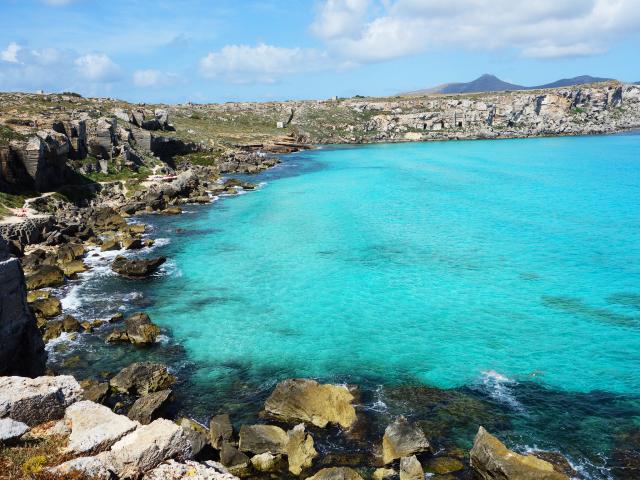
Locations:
311;0;640;61
1;42;21;63
199;43;328;83
74;53;121;81
133;69;181;88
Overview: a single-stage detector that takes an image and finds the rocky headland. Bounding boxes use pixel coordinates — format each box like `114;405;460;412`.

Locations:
1;81;640;479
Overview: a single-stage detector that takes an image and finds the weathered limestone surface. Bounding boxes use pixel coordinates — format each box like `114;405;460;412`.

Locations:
0;238;46;376
143;460;239;480
382;416;430;464
0;375;82;426
0;417;29;442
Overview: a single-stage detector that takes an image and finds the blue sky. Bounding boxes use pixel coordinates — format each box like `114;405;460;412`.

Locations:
1;0;639;103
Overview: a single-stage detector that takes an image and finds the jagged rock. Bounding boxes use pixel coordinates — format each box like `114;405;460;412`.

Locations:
0;418;29;442
111;255;166;278
121;236;143;250
307;467;364;480
109;362;175;396
42;320;63;341
372;468;396;480
50;456;113;480
0;375;82;425
29;296;61;318
239;424;288;455
65;400;139;454
143;460;239;480
101;238;120;251
25;264;64;289
0;239;46;376
264;378;357;428
81;380;110;404
210;413;233;449
108;312;160;345
127;389;171;425
219;442;250;473
382;416;430;464
251;452;284;472
62;314;81;332
179;418;210;457
97;418;192;479
88;207;127;232
470;427;568;480
287;423;317;475
61;259;87;275
399;455;423;480
163;206;182;215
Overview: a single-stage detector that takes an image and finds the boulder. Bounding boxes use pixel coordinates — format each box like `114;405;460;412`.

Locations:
163;207;182;215
219;441;250;473
101;238;120;251
25;264;64;290
307;467;364;480
110;362;176;396
127;389;171;425
61;259;87;276
88;207;127;232
425;456;464;474
179;418;210;457
0;375;82;426
382;416;430;464
81;380;110;404
125;312;160;345
143;460;239;480
251;452;284;472
62;314;81;332
65;400;139;454
97;418;192;479
287;423;318;475
121;236;143;250
210;414;234;450
264;378;357;428
0;418;29;442
50;456;113;480
29;296;61;318
238;424;288;455
111;255;166;278
372;468;396;480
399;456;423;480
470;427;569;480
42;320;64;341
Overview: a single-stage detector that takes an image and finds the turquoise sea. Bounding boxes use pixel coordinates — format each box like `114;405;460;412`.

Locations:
53;133;640;478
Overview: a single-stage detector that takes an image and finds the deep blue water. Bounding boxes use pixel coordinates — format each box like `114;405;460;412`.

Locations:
53;133;640;479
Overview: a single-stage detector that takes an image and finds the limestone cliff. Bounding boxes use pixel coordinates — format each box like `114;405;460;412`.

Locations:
0;237;46;376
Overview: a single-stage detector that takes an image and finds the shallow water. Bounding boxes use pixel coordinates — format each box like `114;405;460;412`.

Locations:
52;133;640;478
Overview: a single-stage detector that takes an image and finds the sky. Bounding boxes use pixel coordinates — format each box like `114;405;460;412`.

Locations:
1;0;639;103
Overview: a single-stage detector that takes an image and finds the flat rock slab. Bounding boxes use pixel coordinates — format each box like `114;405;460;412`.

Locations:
98;418;191;479
0;375;83;426
264;378;357;429
65;400;139;454
143;460;239;480
0;418;29;442
50;456;113;480
238;424;288;455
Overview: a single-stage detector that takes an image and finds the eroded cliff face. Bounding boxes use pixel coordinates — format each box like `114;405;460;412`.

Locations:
0;237;46;376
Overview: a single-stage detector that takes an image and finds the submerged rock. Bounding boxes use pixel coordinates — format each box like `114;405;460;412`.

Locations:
239;424;288;455
111;255;166;278
127;389;171;424
287;423;318;475
399;455;423;480
470;426;569;480
109;362;175;396
382;416;431;464
65;400;139;454
0;375;82;426
307;467;364;480
264;378;357;429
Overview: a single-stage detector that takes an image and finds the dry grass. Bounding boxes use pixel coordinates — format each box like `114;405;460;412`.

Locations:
0;434;79;480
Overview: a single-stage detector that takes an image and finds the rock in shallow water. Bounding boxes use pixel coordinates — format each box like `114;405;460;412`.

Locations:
109;362;175;396
287;423;318;475
239;424;288;455
210;413;233;450
264;378;357;429
0;375;82;426
111;255;166;278
382;416;431;464
470;426;569;480
399;455;423;480
127;389;172;425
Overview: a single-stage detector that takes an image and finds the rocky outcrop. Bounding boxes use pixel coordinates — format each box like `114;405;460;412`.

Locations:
238;424;289;455
111;255;166;278
143;460;238;480
0;375;82;425
64;400;139;454
264;378;357;429
109;362;176;396
307;467;364;480
287;423;318;475
382;416;430;464
127;389;172;425
469;426;569;480
0;238;46;376
399;455;423;480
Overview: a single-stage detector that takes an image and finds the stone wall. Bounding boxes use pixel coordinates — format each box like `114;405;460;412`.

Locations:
0;237;46;377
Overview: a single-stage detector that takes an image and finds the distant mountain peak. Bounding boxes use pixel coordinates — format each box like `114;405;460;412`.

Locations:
402;74;613;96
